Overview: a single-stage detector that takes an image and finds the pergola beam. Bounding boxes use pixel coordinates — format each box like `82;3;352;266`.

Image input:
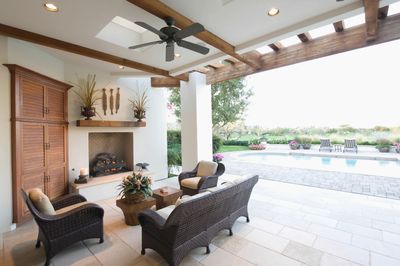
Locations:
126;0;261;69
297;32;312;42
363;0;379;41
268;42;284;52
204;13;400;85
378;6;389;20
0;23;177;78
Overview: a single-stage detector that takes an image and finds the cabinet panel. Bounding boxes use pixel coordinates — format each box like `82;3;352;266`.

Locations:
19;78;45;120
47;166;67;200
47;124;67;166
21;123;46;174
21;172;46;218
47;87;67;122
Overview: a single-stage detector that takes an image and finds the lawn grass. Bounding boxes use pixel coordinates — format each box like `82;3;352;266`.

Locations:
218;145;250;153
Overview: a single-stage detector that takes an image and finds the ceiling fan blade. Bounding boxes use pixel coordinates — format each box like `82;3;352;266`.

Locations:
128;40;164;49
166;43;175;62
135;21;168;39
174;23;205;39
177;40;209;55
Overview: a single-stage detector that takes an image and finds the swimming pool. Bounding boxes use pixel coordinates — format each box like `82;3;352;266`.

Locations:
238;153;400;178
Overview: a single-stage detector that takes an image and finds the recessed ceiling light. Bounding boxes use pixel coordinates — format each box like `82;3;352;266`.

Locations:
268;7;279;16
118;65;125;69
175;53;181;58
44;2;59;12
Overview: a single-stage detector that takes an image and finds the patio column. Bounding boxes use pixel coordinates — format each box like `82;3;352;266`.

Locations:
180;72;213;171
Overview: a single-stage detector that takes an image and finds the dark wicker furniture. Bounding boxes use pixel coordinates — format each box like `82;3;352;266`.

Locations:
21;190;104;266
178;162;225;195
139;175;258;266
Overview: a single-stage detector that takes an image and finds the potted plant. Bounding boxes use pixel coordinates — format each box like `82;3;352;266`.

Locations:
375;138;392;153
71;74;101;120
299;137;312;150
130;90;148;122
116;172;153;225
289;140;300;150
213;153;224;163
248;139;266;150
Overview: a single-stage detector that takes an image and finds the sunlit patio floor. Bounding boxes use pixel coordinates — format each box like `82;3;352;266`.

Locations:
3;176;400;266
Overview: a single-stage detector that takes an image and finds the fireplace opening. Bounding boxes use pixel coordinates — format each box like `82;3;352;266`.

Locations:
88;132;133;177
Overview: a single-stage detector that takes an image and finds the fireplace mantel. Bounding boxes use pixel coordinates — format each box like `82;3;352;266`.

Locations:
76;120;146;127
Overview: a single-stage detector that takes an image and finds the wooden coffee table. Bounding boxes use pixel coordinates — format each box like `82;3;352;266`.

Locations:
152;187;182;210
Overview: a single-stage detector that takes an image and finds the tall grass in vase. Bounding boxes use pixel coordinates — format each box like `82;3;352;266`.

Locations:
71;74;101;120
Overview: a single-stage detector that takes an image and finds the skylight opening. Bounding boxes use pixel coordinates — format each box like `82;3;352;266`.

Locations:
280;36;301;47
256;45;273;54
309;24;335;39
112;16;147;34
344;13;365;28
388;2;400;16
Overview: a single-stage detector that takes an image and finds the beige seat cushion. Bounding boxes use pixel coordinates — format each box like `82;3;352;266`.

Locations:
29;188;56;215
175;191;211;206
156;205;175;219
197;161;218;177
55;202;90;215
180;177;202;189
206;183;231;193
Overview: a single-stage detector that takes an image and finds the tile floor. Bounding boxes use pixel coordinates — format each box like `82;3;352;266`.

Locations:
2;176;400;266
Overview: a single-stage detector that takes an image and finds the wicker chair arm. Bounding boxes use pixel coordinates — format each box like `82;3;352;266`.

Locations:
51;193;87;210
198;175;219;190
38;203;104;239
138;209;166;230
178;170;198;182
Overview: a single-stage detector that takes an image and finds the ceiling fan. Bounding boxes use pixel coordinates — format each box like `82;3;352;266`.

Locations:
129;16;210;62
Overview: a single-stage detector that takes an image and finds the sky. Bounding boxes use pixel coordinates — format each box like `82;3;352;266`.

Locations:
244;37;400;129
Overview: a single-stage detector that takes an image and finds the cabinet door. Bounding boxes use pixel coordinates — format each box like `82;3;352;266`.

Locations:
18;78;46;120
46;124;67;199
16;122;46;222
47;86;67;122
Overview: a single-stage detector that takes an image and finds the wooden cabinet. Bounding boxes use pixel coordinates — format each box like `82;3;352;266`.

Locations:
5;64;71;223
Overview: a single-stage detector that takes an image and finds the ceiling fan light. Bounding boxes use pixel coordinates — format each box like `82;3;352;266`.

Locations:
268;7;279;16
175;53;181;58
44;2;59;12
118;65;125;69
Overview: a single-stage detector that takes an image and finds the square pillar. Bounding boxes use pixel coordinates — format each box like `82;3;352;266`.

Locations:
180;72;212;171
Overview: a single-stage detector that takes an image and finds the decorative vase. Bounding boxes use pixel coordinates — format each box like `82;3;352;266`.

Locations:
134;109;146;122
289;144;300;150
378;147;390;153
302;144;312;150
81;106;96;120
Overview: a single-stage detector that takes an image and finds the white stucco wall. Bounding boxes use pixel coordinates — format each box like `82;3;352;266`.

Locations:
0;38;65;248
65;63;168;183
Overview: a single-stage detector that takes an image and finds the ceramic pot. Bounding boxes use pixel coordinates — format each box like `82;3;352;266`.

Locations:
81;106;96;120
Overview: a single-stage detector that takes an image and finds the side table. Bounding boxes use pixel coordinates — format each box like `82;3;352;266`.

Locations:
152;187;182;210
116;197;156;226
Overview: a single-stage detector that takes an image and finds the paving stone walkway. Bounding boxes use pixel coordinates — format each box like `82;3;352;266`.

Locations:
223;156;400;200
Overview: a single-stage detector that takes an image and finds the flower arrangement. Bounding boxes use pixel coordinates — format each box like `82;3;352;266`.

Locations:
289;140;300;150
213;153;224;162
117;172;152;202
130;89;148;122
248;139;266;150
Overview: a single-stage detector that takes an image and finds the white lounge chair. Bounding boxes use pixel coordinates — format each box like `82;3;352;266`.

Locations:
319;139;333;152
343;139;358;153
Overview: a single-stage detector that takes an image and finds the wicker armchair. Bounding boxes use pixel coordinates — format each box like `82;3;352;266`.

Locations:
178;161;225;195
21;190;104;266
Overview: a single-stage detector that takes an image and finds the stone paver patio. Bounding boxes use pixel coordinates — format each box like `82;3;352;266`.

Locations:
3;176;400;266
222;146;400;200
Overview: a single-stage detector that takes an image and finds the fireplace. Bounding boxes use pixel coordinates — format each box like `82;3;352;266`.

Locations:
88;132;133;177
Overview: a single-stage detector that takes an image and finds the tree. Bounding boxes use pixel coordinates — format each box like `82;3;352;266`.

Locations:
169;77;253;129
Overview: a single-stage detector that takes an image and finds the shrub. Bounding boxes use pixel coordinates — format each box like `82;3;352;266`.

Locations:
167;130;181;146
376;138;392;152
223;140;250;146
213;135;223;153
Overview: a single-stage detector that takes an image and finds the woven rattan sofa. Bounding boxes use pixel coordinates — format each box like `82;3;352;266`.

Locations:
178;161;225;195
138;175;258;266
21;189;104;266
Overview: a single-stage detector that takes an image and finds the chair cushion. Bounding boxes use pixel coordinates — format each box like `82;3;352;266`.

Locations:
206;183;231;192
55;202;90;215
29;188;56;215
180;177;202;189
197;161;218;177
156;205;175;220
175;191;211;206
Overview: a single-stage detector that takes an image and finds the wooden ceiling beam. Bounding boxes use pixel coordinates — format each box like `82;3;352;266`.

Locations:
378;6;389;20
205;13;400;84
0;23;178;79
363;0;379;41
297;32;312;42
333;21;345;32
268;42;284;52
126;0;260;69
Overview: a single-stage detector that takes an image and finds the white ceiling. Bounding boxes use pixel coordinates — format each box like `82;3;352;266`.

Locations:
0;0;398;75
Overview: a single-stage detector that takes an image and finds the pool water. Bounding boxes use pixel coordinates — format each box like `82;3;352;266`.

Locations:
239;153;400;178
